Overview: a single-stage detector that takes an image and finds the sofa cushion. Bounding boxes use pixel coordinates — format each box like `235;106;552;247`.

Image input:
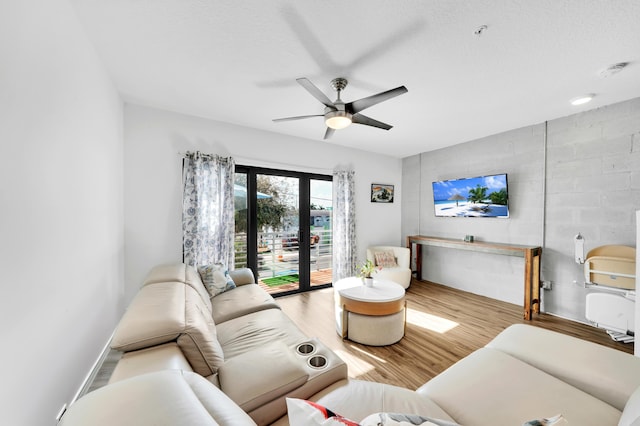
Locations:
198;263;237;297
59;370;257;426
417;347;621;426
487;324;640;411
219;342;309;412
111;283;185;352
211;283;280;323
176;286;225;375
216;309;308;360
144;263;212;313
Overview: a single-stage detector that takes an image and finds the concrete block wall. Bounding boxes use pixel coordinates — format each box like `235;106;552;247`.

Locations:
402;97;640;323
402;124;545;306
543;98;640;320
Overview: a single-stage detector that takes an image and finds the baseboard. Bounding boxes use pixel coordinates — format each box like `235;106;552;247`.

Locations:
70;329;115;404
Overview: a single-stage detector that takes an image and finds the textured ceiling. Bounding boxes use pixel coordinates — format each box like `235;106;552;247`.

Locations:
71;0;640;158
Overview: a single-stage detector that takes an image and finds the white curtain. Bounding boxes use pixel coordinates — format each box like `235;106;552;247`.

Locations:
332;170;357;281
182;152;235;268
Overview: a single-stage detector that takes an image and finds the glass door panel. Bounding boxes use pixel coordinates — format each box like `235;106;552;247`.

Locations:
233;167;332;296
256;174;300;295
310;179;332;288
234;173;249;268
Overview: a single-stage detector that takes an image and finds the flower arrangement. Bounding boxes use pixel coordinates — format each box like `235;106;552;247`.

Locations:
358;259;380;279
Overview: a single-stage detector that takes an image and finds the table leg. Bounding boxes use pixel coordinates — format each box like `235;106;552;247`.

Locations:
410;242;422;280
532;250;541;314
341;304;348;339
523;248;542;320
524;250;533;320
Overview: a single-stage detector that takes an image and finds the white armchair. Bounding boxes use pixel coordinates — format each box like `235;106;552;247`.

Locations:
366;246;412;289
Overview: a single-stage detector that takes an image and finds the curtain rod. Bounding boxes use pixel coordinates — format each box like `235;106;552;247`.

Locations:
178;152;335;175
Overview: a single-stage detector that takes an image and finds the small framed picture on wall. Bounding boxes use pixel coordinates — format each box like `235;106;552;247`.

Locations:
371;184;394;203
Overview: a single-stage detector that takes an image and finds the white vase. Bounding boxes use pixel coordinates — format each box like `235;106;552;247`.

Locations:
364;277;374;287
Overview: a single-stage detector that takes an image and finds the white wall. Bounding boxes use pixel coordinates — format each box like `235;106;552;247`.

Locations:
0;1;124;424
402;98;640;323
123;104;403;300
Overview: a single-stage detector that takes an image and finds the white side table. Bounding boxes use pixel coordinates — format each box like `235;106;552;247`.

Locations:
333;277;406;346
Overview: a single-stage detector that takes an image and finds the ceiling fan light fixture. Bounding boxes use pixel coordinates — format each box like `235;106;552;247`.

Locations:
325;111;353;130
570;94;595;106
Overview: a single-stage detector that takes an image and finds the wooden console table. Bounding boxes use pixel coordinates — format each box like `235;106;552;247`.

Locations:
406;235;542;320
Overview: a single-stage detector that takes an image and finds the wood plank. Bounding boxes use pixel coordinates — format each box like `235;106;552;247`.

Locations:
277;278;634;390
407;235;540;257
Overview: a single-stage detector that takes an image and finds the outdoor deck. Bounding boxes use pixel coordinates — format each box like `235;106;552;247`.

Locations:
237;229;333;295
258;269;333;294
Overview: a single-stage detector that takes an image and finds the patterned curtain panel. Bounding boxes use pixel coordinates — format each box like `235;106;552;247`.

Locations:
182;152;235;269
332;170;357;281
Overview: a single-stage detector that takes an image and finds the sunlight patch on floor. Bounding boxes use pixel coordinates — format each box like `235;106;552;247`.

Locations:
348;344;388;363
406;308;459;333
334;349;377;377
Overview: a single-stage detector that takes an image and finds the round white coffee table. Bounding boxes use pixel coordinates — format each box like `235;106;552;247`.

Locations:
333;277;406;346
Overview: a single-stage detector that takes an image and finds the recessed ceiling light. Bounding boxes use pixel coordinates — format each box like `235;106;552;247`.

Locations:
570;94;595;106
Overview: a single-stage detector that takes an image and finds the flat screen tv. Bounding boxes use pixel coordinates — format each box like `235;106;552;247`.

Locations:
432;173;509;218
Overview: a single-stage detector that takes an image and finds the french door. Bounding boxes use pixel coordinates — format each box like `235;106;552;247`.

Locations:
234;166;333;296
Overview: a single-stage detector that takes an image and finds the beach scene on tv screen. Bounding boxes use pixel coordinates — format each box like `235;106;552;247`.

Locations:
432;174;509;217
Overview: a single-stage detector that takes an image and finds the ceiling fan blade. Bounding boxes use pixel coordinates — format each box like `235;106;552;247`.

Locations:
297;78;335;108
352;113;393;130
273;114;324;122
347;86;408;114
323;127;335;140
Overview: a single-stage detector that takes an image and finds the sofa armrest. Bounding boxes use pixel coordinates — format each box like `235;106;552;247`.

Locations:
218;342;308;413
109;342;193;384
60;370;257;426
229;268;256;286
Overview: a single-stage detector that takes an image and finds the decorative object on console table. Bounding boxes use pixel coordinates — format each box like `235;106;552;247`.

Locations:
371;183;394;203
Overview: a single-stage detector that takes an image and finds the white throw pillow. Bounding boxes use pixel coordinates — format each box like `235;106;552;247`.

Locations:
198;263;236;297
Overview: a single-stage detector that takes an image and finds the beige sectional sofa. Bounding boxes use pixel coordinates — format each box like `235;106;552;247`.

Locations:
102;263;347;425
61;263;640;425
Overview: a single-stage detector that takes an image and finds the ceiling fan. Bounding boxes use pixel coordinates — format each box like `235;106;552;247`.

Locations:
273;77;408;139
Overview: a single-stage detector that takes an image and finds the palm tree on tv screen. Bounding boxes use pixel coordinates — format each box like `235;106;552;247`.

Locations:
489;188;508;205
467;184;488;203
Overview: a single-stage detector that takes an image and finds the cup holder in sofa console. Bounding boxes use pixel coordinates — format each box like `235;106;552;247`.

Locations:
308;355;328;369
296;342;316;355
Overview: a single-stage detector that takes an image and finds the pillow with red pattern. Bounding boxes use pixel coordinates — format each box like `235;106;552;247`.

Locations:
286;398;359;425
285;398;458;426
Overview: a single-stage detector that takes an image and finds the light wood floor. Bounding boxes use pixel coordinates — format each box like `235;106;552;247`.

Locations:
277;278;634;390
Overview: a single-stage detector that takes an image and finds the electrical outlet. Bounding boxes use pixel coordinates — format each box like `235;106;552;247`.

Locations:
541;280;552;290
56;404;67;423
